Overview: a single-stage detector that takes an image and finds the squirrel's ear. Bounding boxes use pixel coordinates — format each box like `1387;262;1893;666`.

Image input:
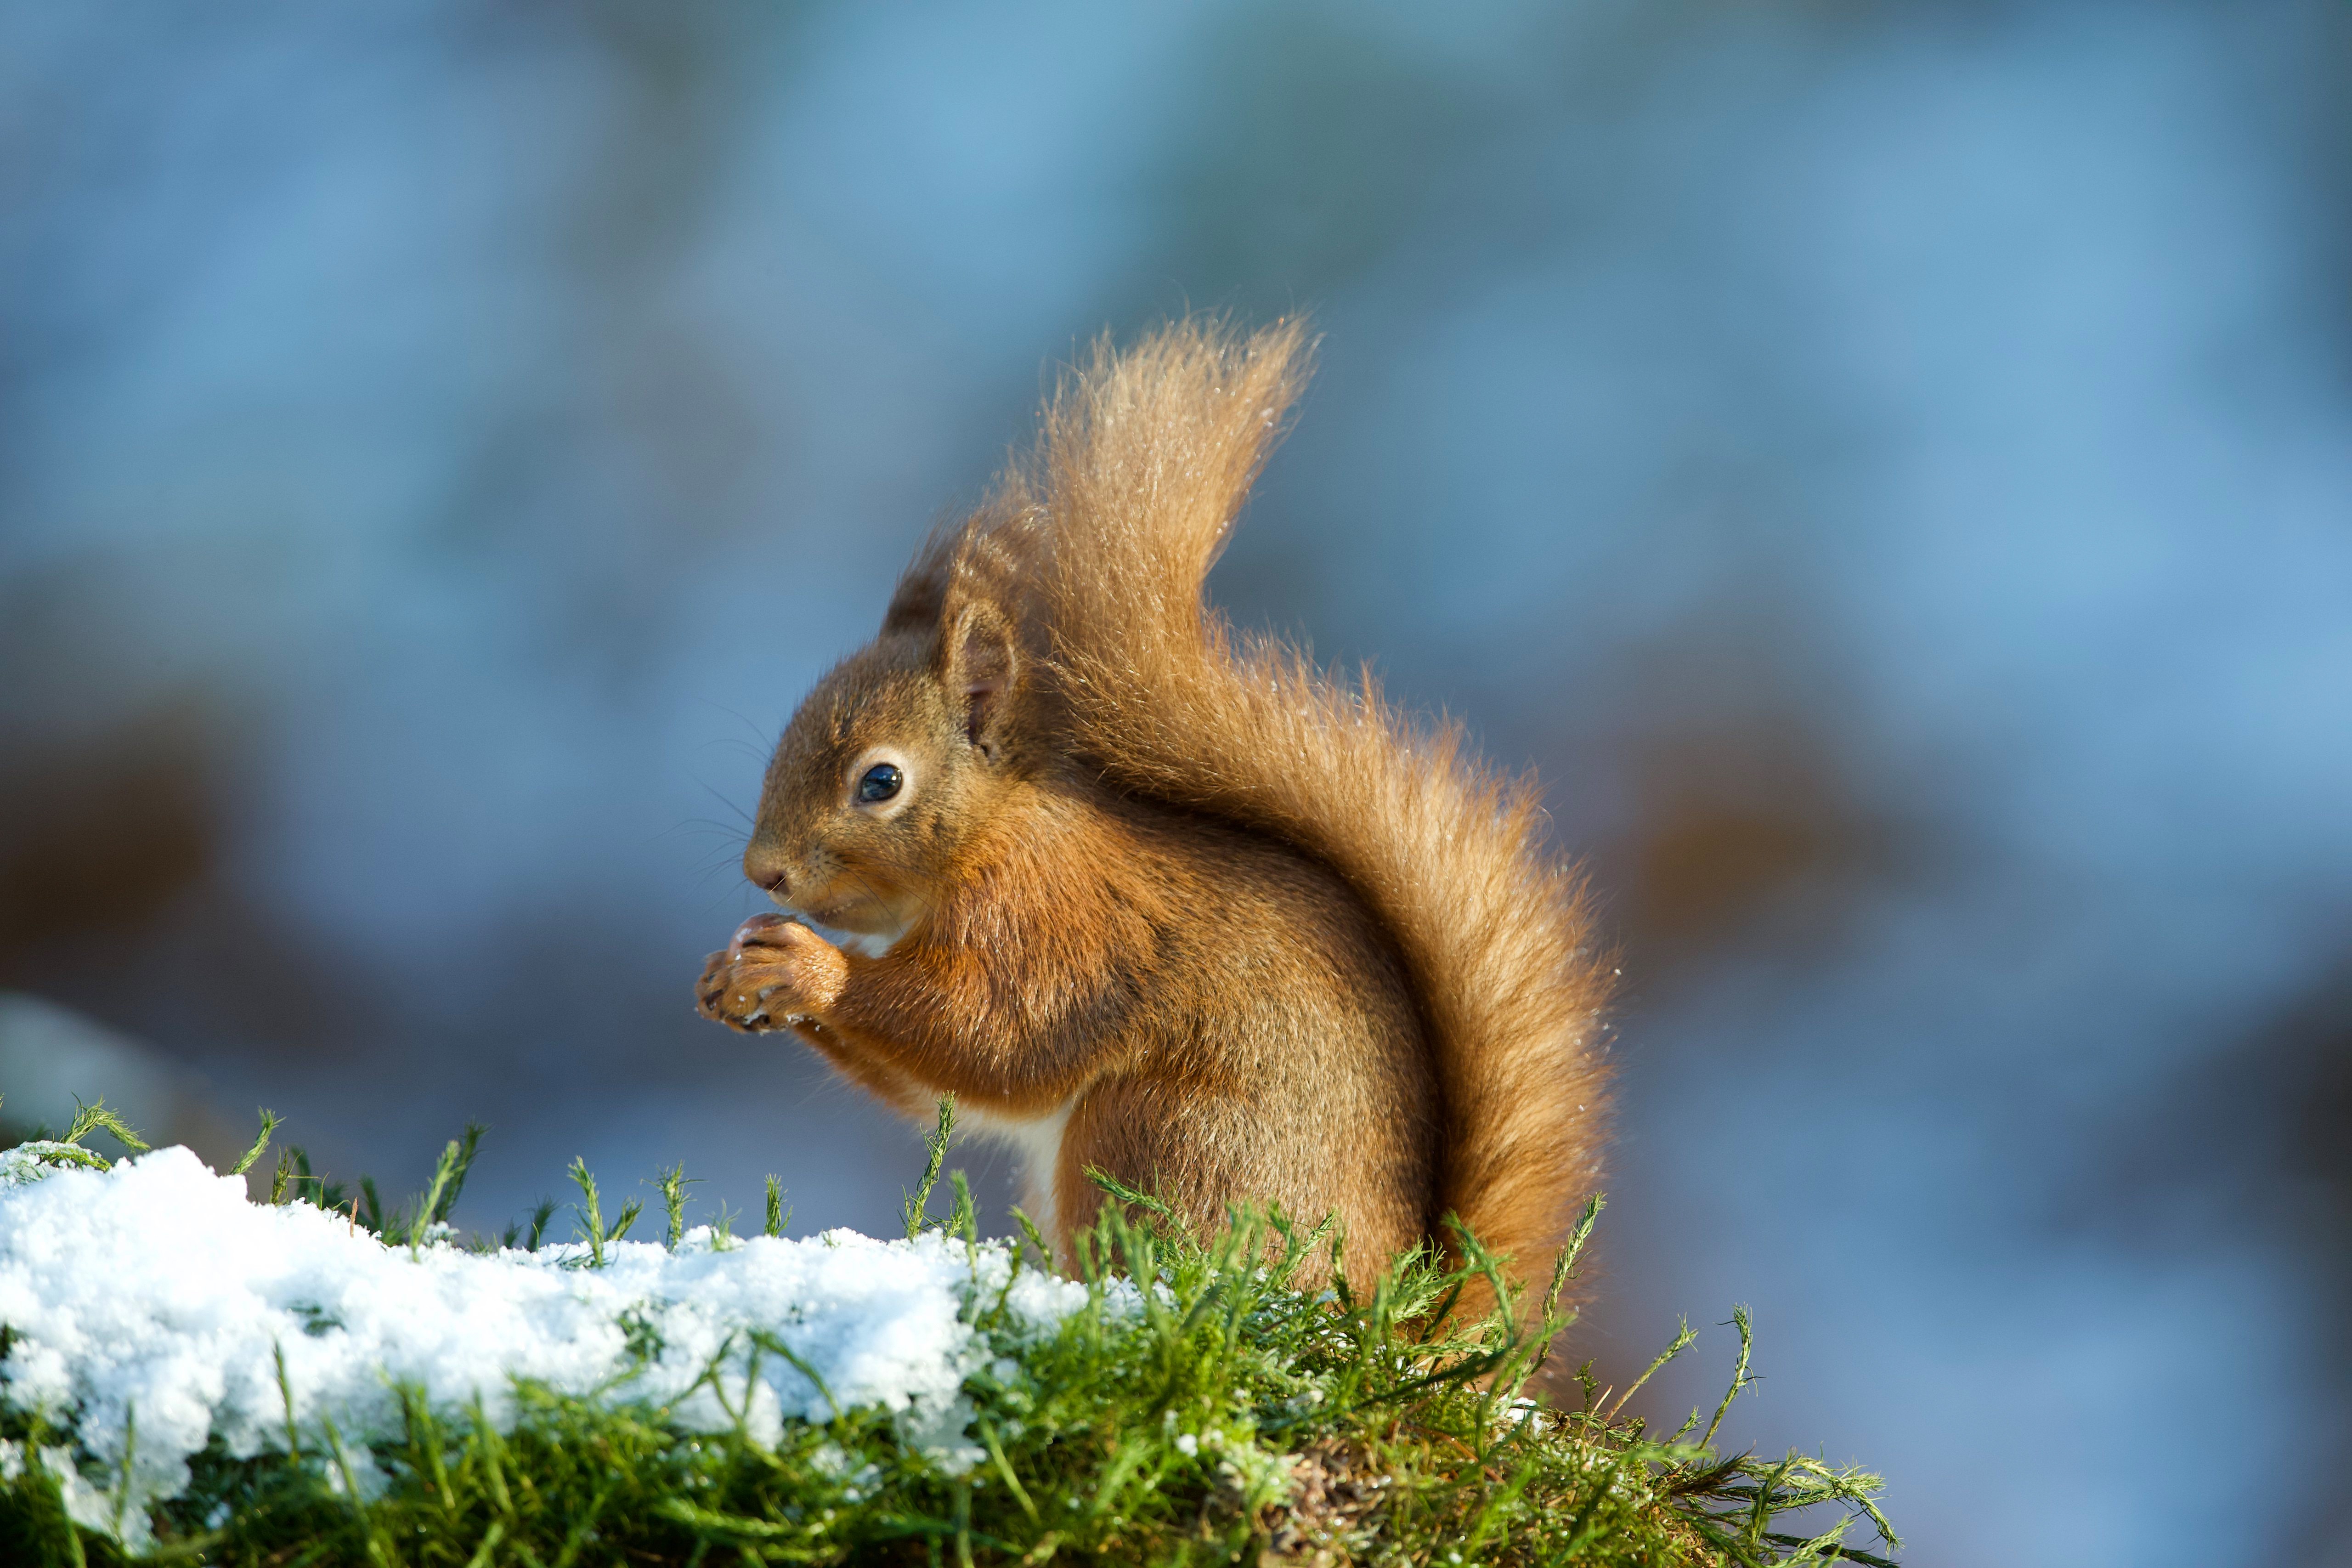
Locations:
941;598;1017;758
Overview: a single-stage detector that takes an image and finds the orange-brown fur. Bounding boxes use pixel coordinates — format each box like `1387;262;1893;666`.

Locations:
697;319;1610;1297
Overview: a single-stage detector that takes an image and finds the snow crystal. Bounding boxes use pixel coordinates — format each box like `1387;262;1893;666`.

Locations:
0;1146;1093;1546
0;1143;99;1188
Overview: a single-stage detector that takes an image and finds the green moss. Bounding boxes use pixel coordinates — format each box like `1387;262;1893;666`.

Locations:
0;1101;1895;1566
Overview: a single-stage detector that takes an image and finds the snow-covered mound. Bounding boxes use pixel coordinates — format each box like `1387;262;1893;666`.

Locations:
0;1144;1090;1547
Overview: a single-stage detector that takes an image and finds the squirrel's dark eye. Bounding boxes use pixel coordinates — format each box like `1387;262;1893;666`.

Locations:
855;763;904;804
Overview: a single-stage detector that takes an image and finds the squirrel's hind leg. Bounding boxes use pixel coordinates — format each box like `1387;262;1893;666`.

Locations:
1052;1077;1208;1263
1054;1076;1425;1283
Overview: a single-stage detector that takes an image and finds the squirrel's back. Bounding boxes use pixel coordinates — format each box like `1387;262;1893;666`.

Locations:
971;319;1612;1296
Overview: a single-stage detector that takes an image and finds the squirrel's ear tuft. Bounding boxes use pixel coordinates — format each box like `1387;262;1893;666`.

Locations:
884;517;978;636
941;597;1017;757
883;569;946;636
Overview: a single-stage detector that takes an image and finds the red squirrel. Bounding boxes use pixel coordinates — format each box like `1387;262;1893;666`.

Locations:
697;319;1609;1295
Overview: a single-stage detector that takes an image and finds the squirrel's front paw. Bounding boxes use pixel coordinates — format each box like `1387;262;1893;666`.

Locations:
695;914;849;1034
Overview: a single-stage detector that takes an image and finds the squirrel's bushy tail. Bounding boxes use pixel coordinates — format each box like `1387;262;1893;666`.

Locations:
987;318;1610;1297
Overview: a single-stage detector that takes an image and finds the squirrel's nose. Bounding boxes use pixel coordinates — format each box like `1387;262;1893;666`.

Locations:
744;855;791;900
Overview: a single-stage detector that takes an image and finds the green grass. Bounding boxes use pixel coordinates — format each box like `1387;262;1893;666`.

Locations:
0;1100;1897;1567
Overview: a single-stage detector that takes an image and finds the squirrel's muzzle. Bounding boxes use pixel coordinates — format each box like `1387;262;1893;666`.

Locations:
744;855;791;900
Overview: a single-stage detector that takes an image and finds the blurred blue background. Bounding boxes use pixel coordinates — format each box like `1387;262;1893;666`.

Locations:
4;3;2349;1562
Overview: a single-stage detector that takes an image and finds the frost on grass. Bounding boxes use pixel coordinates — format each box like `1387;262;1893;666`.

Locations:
0;1146;1087;1548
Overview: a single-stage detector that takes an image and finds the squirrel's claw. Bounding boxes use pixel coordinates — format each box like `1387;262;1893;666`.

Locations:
696;917;849;1034
728;911;797;952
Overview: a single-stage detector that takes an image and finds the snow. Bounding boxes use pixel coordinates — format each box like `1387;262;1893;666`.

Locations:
0;1145;1093;1548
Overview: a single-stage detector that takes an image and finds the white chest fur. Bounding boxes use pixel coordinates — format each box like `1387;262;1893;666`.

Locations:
956;1098;1076;1238
796;915;904;960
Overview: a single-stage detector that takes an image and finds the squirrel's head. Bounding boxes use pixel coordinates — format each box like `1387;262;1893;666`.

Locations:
742;584;1022;948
